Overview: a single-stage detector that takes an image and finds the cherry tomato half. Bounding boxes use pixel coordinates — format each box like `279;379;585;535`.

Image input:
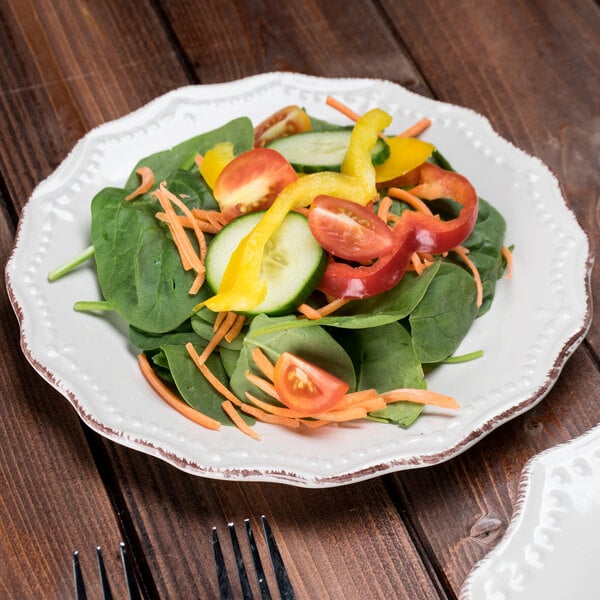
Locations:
308;195;395;262
254;105;312;148
213;148;297;220
273;352;349;415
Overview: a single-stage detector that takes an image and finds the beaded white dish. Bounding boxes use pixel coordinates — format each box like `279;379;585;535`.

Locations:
5;72;592;487
461;423;600;600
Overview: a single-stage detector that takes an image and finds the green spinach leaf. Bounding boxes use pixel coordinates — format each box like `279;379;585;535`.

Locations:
125;117;254;189
162;344;253;426
409;262;478;363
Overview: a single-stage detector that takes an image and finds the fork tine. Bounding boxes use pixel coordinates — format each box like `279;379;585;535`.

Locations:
73;551;88;600
229;522;254;599
119;542;142;600
261;516;296;600
95;546;114;600
244;519;272;600
213;527;234;600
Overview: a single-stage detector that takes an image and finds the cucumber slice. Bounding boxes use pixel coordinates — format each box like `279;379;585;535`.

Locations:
267;129;390;173
205;211;327;316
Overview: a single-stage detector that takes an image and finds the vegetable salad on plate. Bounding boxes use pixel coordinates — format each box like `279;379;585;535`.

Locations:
49;97;511;441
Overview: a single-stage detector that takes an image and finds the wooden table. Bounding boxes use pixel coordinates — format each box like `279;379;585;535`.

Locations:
1;1;598;598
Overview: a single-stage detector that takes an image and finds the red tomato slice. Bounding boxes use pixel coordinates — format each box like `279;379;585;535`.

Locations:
213;148;297;220
273;352;349;415
253;105;312;148
308;195;395;262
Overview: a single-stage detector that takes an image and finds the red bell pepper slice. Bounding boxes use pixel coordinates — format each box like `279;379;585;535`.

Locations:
317;163;479;299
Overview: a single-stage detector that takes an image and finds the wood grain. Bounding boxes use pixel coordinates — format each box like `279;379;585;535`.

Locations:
0;0;598;598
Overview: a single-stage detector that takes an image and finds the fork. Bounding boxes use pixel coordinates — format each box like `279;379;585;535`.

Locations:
72;542;142;600
212;515;295;600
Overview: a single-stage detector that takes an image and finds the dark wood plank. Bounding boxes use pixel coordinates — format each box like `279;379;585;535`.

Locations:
0;207;133;598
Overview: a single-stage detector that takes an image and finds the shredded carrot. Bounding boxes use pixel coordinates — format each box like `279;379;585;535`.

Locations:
502;245;513;280
153;183;206;292
410;252;425;275
250;347;276;382
224;314;246;343
192;313;238;366
377;196;393;223
213;310;228;332
298;418;331;428
245;392;308;419
388;187;434;215
453;245;483;307
297;303;323;320
381;388;460;410
222;400;261;440
294;207;310;217
155;212;222;234
397;117;432;138
125;167;155;201
192;208;231;228
194;154;203;168
325;96;361;122
239;402;300;428
245;372;279;400
137;353;221;430
311;407;368;422
185;343;244;406
317;297;350;318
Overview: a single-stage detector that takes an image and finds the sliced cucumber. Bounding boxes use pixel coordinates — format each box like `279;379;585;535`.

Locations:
205;211;327;316
267;128;390;173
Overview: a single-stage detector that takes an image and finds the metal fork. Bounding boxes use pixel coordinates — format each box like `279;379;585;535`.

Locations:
72;542;142;600
212;515;295;600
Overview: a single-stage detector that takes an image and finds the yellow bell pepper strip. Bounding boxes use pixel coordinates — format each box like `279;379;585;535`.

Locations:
375;136;435;185
200;109;391;313
199;142;235;189
341;108;392;193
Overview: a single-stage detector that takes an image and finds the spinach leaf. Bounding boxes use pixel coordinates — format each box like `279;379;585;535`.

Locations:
241;263;441;333
334;323;425;427
229;314;356;402
409;262;478;363
461;198;507;316
124;117;254;189
129;320;207;351
162;344;253;426
91;187;209;333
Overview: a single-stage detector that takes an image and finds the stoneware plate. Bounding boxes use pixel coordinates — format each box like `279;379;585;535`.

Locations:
5;72;592;487
461;423;600;600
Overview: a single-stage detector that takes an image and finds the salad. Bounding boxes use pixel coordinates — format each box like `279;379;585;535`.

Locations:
49;97;511;441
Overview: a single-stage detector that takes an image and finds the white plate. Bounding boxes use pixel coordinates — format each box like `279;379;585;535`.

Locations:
461;423;600;600
5;72;592;487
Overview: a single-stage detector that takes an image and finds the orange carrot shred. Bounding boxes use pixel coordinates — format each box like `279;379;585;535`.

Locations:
222;400;261;440
311;407;368;422
397;117;432;138
410;252;425;275
317;297;350;318
137;353;220;430
382;388;460;410
194;154;203;168
245;371;279;400
224;314;246;343
377;196;393;223
388;187;434;215
297;303;323;320
453;245;483;307
502;245;513;280
193;312;237;366
250;347;276;382
239;402;300;428
245;392;308;419
325;96;361;122
185;343;244;407
213;310;228;332
125;167;155;201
